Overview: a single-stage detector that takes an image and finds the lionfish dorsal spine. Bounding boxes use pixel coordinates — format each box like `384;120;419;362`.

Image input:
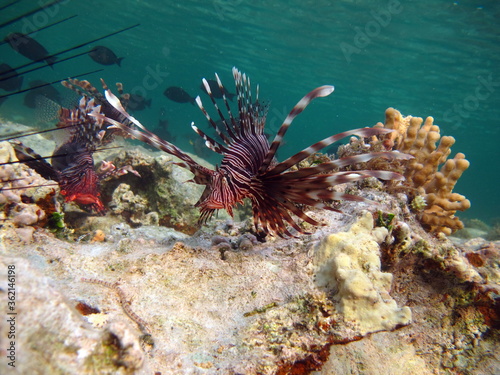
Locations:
232;67;265;139
201;77;239;142
215;72;238;131
258;85;335;174
194;94;232;146
190;122;227;154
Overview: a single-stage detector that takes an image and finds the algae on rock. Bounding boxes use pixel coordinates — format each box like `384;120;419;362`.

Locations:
102;147;217;234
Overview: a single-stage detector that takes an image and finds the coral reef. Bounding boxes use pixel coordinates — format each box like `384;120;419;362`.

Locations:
487;223;500;241
101;147;231;234
109;183;155;226
375;107;471;235
0;109;496;374
0;184;499;374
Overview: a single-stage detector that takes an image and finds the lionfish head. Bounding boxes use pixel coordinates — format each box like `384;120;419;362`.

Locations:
195;169;244;220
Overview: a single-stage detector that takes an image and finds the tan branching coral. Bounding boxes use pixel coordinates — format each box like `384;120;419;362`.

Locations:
375;108;470;235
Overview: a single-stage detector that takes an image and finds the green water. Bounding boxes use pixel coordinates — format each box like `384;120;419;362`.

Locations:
0;0;499;224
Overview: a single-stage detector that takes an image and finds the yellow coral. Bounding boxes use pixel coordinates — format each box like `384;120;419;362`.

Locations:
376;108;470;235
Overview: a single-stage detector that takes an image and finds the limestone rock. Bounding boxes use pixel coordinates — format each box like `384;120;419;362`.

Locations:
313;211;412;335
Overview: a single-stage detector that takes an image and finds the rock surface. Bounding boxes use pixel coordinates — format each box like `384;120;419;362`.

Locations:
0;137;498;373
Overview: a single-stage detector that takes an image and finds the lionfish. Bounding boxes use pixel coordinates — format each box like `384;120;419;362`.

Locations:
9;81;134;213
90;67;410;237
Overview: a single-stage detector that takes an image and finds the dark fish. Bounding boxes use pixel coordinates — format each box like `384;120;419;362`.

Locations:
0;63;23;92
23;80;61;108
94;67;412;237
157;118;169;128
164;86;195;105
4;32;56;67
125;93;151;111
1;24;138;76
190;136;211;159
88;46;124;66
156;118;175;142
200;79;236;101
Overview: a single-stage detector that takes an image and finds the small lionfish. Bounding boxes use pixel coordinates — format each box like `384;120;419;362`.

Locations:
92;67;410;237
11;96;109;212
10;81;137;213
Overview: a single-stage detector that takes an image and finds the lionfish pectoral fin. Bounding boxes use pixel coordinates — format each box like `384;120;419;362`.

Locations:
259;85;335;174
266;128;409;177
90;83;214;186
102;84;146;131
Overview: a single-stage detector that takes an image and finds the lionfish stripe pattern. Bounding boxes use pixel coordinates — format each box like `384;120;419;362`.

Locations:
94;90;213;186
92;67;410;237
259;85;335;174
267;128;394;176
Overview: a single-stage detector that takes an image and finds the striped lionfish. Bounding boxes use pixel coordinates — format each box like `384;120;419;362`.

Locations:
89;67;411;237
9;81;136;213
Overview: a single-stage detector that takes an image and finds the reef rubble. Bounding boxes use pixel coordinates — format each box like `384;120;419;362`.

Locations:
0;172;498;374
0;111;496;374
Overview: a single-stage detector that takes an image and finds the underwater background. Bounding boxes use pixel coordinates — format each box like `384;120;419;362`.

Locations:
0;0;499;225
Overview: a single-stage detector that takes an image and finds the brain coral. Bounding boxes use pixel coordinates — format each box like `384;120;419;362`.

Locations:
374;108;470;235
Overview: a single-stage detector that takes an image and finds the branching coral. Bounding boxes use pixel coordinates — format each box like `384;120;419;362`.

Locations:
374;108;470;235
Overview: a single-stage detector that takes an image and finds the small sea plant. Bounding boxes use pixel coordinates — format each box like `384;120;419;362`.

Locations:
90;67;411;237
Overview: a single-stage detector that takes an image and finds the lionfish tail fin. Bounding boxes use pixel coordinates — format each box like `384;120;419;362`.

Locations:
259;85;335;174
